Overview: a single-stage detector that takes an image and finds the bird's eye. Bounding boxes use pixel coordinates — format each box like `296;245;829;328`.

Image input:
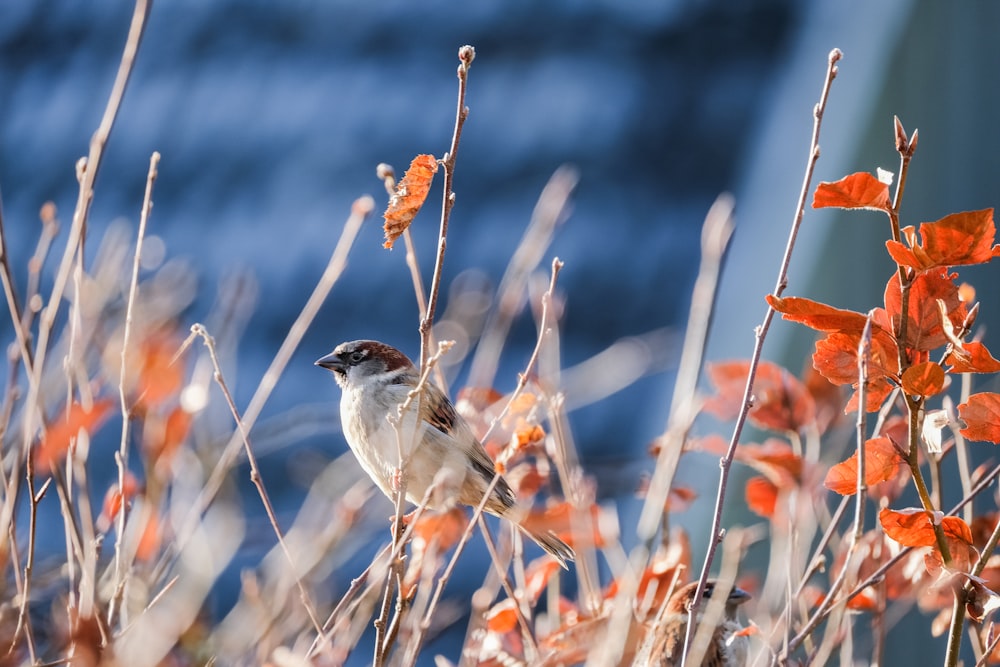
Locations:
349;351;365;363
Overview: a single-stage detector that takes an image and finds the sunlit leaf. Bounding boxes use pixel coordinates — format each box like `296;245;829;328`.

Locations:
382;154;439;249
824;437;905;495
521;502;606;549
36;399;114;475
880;508;974;572
745;476;778;518
884;267;966;351
135;333;185;410
411;507;469;553
812;172;891;212
958;392;1000;443
900;362;946;398
704;360;816;433
767;295;869;333
884;209;1000;271
946;341;1000;373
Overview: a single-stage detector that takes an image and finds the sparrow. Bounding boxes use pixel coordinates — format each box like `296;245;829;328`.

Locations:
315;339;575;567
646;580;751;666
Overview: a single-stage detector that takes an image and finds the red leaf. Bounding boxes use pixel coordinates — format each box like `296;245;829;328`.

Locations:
880;508;973;550
959;392;1000;443
767;295;869;333
745;476;778;518
813;329;899;414
97;472;142;532
824;437;905;495
946;341;1000;373
885;209;1000;270
844;379;895;414
524;558;563;603
738;439;803;482
704;360;816;432
36;399;114;475
486;599;519;633
900;362;946;398
411;507;469;553
605;529;690;618
884;267;966;351
812;172;891;212
383;154;439;249
521;502;605;549
135;333;185;410
135;510;162;562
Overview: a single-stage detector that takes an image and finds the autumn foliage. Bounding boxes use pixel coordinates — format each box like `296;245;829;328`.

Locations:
9;36;1000;667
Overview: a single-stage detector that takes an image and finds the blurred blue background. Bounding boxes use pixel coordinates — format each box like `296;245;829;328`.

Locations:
5;0;1000;663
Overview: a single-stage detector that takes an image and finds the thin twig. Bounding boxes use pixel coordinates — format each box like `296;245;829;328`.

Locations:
188;324;325;639
681;48;842;666
165;196;372;576
406;259;564;662
467;166;578;389
780;313;873;661
419;44;475;372
11;0;152;655
109;151;160;629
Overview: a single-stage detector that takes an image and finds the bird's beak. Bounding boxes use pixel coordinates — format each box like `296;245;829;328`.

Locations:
728;587;752;606
315;352;343;372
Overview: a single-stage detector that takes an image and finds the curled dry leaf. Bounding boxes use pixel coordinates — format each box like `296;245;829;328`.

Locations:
382;153;439;249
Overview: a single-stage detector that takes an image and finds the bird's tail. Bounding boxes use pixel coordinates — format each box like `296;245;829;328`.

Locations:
518;525;575;569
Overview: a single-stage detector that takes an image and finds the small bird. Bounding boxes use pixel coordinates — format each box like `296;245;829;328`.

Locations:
647;580;751;666
315;339;575;567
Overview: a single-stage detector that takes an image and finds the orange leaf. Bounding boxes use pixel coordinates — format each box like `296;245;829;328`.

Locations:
901;362;946;398
880;508;973;548
135;333;185;410
36;399;114;475
486;600;519;633
824;437;905;495
738;439;802;482
813;328;899;414
959;392;1000;443
411;507;469;553
665;486;697;513
135;510;162;562
524;558;562;603
803;363;845;434
605;529;690;617
884;267;966;352
884;209;1000;271
767;295;869;333
144;406;192;473
514;423;545;449
97;473;142;532
704;360;815;433
745;476;778;518
382;154;438;249
522;502;605;549
844;379;895;414
947;341;1000;373
812;172;891;212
